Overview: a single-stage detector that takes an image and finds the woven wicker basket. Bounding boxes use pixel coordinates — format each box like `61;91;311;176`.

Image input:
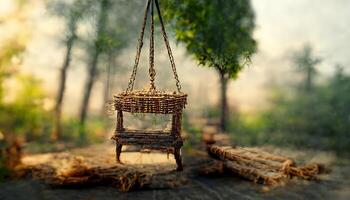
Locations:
114;90;187;114
112;0;187;171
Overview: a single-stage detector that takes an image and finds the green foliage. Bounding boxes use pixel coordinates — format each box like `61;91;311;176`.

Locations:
0;38;26;100
0;39;25;71
0;137;10;181
48;0;130;55
48;0;95;44
61;117;105;144
20;117;106;154
259;68;350;154
0;75;51;177
228;51;350;156
95;29;127;54
163;0;257;131
163;0;256;77
76;0;133;56
0;166;11;181
258;46;349;154
203;106;221;119
0;76;52;140
182;113;202;151
292;44;322;91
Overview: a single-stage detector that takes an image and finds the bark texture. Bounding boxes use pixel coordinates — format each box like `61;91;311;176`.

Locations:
218;70;229;132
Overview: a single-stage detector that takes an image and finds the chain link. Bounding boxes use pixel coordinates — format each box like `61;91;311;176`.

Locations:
126;0;151;93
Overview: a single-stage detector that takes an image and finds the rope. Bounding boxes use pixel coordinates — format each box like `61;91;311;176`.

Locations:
149;0;156;92
126;0;151;93
154;0;182;93
126;0;183;94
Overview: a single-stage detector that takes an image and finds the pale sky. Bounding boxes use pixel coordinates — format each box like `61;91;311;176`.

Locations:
1;0;349;115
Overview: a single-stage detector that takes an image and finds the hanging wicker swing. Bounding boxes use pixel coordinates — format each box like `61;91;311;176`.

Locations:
112;0;187;171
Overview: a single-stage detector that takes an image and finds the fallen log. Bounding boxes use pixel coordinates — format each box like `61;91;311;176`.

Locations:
207;145;327;185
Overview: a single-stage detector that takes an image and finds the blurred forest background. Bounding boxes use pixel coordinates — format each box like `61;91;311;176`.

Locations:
1;0;349;179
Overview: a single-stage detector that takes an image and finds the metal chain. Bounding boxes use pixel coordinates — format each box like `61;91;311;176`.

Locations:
149;0;156;92
154;0;182;93
126;0;151;93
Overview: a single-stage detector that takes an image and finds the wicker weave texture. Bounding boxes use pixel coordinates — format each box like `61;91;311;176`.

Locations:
114;91;187;114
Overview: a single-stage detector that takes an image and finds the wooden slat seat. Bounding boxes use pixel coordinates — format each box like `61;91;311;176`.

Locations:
118;128;171;135
112;129;182;147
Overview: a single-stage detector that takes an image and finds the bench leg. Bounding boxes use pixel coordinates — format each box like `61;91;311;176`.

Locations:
174;147;183;171
116;143;123;163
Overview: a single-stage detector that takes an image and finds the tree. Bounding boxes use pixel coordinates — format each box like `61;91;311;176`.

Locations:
163;0;257;132
260;60;350;154
77;0;145;140
99;16;131;116
49;0;92;141
79;0;111;140
292;44;322;92
0;39;26;101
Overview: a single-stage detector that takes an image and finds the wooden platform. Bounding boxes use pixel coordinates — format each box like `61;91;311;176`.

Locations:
112;129;183;149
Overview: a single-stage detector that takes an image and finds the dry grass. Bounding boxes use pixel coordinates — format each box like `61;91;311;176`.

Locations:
15;143;331;192
18;145;187;192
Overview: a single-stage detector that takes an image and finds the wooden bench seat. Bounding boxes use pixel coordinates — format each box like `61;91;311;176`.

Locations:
113;111;184;171
113;129;182;147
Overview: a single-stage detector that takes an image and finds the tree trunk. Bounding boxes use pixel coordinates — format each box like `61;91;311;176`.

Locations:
52;34;75;141
79;50;99;141
78;0;110;141
306;66;312;92
218;70;229;132
101;53;113;116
